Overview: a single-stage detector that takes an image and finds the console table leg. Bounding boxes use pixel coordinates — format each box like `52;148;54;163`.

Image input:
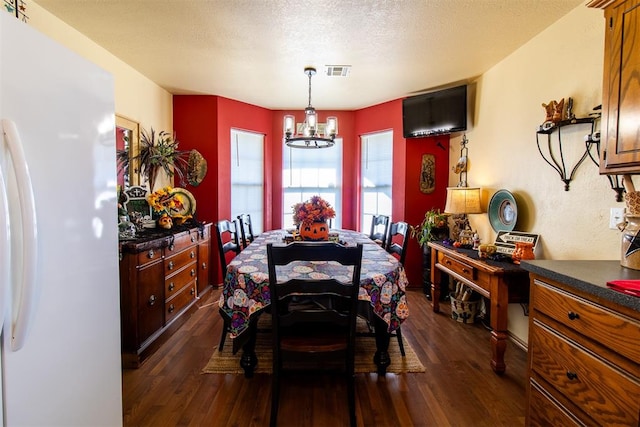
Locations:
490;330;507;374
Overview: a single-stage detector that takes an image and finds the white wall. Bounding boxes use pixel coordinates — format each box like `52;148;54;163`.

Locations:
452;3;616;342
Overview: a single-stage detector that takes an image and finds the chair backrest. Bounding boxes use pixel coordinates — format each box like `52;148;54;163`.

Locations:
386;221;410;265
369;214;390;244
266;242;364;352
236;213;255;248
215;219;242;276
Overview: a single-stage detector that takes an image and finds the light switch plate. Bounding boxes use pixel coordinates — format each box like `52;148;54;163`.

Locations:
610;207;625;229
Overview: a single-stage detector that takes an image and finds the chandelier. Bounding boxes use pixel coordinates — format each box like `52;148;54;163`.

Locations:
283;67;338;149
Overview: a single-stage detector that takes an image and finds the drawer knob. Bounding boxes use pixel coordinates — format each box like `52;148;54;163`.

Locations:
168;304;175;313
147;249;155;259
567;311;580;320
201;262;207;270
566;371;578;380
168;282;175;291
148;295;157;306
190;251;195;259
190;269;196;277
190;288;195;295
168;261;175;270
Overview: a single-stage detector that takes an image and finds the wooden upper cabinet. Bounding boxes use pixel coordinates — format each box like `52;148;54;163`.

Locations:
590;0;640;173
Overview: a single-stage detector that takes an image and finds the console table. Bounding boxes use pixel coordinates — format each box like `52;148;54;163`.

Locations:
428;242;530;374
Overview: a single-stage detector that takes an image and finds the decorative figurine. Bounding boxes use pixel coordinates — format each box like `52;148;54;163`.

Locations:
541;98;565;124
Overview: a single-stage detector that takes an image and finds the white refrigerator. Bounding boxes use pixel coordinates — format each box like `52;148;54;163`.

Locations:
0;11;123;427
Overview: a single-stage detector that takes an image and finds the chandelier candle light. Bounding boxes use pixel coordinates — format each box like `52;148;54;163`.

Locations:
283;67;338;149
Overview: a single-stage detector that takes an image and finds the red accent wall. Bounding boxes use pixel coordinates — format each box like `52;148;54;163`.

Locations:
354;100;450;287
174;96;450;288
174;95;272;284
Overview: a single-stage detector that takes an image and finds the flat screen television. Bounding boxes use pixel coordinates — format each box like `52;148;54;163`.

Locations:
402;85;467;138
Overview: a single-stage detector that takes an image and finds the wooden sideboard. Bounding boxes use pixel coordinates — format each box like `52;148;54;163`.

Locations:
428;242;530;374
119;222;211;368
521;260;640;426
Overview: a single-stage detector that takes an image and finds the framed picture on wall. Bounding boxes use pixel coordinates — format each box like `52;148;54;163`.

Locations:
420;154;435;194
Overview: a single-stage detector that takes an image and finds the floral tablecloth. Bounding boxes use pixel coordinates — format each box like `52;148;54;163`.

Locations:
219;229;409;339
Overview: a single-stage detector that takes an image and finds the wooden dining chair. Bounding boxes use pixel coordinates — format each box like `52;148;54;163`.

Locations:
383;220;410;356
386;221;410;265
267;242;363;427
236;213;255;249
369;214;390;246
215;219;242;352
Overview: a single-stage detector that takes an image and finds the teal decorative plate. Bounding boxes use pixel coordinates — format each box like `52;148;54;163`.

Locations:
488;189;517;232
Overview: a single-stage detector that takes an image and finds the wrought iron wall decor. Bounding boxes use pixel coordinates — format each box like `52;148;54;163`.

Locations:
536;117;595;191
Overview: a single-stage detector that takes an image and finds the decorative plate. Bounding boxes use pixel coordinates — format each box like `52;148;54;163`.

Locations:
172;188;197;216
488;189;518;232
187;150;207;187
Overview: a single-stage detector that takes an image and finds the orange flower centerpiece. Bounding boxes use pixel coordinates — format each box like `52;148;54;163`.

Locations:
292;195;336;241
147;186;192;229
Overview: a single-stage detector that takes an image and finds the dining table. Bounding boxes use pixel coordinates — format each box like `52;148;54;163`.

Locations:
218;229;410;376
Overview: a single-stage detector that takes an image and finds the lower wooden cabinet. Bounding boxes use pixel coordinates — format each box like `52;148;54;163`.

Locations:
119;222;211;368
526;272;640;426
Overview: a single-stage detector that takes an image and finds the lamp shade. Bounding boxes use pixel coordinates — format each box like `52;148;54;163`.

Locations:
444;187;482;214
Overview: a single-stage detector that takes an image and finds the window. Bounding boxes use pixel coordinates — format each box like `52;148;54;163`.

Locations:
282;138;343;229
361;131;393;233
230;129;264;234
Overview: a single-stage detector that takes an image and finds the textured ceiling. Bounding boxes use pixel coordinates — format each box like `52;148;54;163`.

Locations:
34;0;586;110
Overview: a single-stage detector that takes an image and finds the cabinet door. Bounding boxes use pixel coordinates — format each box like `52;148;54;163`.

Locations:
197;237;211;295
600;0;640;172
136;261;164;345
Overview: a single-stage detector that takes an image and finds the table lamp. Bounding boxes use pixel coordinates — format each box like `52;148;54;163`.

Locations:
444;186;482;242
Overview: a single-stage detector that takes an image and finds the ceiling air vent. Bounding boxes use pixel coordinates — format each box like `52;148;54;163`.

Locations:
325;65;351;77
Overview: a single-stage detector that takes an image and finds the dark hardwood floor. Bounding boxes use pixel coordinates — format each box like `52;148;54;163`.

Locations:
122;289;527;426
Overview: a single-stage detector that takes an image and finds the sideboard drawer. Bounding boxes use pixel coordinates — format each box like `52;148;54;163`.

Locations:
166;231;198;254
165;283;196;324
165;261;197;299
530;320;640;426
439;253;476;282
165;247;197;275
137;248;162;267
533;279;640;362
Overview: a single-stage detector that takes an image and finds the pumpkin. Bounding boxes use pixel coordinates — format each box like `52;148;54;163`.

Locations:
299;221;329;241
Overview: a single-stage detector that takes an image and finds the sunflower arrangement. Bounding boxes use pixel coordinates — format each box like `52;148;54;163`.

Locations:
147;186;190;224
292;195;336;227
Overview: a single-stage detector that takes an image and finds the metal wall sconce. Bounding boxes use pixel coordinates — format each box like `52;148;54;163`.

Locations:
536;117;596;191
585;130;625;202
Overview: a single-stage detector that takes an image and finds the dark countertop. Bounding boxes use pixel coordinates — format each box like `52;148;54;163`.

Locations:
521;260;640;313
119;220;207;253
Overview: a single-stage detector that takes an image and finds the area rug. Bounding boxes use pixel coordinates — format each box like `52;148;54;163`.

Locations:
202;318;425;375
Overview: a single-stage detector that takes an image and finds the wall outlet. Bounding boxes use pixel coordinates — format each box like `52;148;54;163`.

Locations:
610;207;625;229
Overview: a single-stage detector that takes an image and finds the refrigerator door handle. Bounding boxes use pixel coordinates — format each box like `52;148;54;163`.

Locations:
1;119;38;351
0;129;9;334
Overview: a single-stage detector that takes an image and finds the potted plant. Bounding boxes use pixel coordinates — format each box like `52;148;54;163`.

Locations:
411;209;449;299
410;209;449;247
133;127;190;192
